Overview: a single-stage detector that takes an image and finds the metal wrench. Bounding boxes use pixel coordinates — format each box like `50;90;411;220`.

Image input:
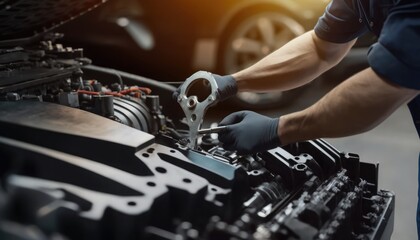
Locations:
198;126;227;135
177;71;220;149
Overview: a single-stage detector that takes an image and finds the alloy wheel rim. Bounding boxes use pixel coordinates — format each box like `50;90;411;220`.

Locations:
224;12;305;105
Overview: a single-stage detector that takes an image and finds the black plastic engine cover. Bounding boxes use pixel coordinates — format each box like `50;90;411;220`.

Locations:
0;101;250;239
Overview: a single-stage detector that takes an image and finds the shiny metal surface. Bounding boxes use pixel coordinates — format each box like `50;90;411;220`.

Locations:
177;71;220;149
198;126;227;135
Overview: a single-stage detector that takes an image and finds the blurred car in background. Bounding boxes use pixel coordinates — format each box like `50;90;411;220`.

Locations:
59;0;333;108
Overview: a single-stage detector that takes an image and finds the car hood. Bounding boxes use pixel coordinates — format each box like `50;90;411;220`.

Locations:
0;0;106;45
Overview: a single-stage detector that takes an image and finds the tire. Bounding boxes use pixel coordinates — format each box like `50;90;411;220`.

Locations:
219;11;305;109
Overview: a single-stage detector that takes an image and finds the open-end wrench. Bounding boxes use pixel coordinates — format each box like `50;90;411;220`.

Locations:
177;71;220;149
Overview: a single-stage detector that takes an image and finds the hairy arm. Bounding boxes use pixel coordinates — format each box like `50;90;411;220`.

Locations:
232;30;356;92
278;68;419;145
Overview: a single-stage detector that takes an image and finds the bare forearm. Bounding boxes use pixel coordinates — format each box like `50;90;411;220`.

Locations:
279;68;419;144
232;30;355;92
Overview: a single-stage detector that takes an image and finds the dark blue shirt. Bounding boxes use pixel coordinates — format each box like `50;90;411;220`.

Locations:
314;0;420;135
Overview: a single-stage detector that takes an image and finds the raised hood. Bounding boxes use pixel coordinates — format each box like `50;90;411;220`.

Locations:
0;0;106;45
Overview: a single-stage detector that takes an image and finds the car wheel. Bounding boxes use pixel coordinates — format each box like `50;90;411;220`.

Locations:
220;11;305;109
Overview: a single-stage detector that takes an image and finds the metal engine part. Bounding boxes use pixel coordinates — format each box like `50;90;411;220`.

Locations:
177;71;219;149
0;99;395;240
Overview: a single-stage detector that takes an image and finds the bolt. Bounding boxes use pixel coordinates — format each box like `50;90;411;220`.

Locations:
187;97;197;109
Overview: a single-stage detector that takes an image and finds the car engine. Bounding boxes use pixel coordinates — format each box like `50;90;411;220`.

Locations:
0;1;394;240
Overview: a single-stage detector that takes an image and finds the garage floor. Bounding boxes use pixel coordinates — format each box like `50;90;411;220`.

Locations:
205;51;419;239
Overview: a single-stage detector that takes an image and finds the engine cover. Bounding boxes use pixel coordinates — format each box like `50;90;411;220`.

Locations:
0;101;394;240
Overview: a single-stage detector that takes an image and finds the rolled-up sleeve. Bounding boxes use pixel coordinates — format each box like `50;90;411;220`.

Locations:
368;3;420;90
314;0;367;43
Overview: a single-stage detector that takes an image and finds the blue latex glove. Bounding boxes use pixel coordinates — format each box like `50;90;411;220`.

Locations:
173;74;237;102
218;111;280;154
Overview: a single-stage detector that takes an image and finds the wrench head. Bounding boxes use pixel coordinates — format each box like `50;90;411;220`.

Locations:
178;71;219;149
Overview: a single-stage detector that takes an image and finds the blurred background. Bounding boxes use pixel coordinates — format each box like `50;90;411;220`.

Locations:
58;0;419;239
58;0;374;109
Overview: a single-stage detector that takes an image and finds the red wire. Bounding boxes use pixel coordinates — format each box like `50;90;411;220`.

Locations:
77;86;152;97
77;90;123;97
120;87;152;95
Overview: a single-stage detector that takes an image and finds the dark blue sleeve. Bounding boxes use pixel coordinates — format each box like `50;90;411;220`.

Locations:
314;0;367;43
368;2;420;90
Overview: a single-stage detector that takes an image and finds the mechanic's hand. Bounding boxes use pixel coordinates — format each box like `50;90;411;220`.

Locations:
172;74;237;102
218;111;281;155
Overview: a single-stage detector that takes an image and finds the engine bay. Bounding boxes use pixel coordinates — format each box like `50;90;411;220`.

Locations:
0;33;395;240
0;2;396;238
